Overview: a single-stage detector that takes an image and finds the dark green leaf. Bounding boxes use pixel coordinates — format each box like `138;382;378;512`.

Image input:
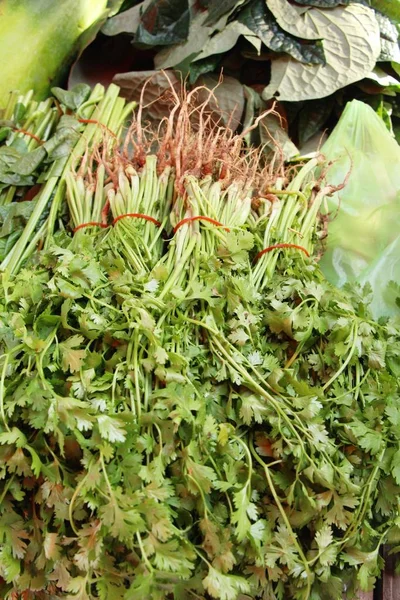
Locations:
0;128;11;143
204;0;244;26
238;0;326;65
188;55;222;84
298;97;334;145
136;0;190;46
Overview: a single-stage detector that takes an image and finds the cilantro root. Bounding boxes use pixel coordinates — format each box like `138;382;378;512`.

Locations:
0;83;399;600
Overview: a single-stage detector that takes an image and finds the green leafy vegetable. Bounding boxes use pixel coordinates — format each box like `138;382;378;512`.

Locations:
0;84;398;600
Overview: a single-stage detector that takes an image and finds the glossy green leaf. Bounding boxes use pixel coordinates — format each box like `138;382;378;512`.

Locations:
238;0;326;65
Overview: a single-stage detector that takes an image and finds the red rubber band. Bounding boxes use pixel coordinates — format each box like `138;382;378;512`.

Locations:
73;222;109;233
173;216;230;234
255;243;310;261
78;119;118;139
12;127;43;144
112;213;161;227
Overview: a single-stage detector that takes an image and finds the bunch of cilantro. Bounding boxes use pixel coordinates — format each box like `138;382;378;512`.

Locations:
0;88;399;600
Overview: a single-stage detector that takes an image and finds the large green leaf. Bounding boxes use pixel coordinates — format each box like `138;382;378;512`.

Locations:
263;4;381;101
0;0;109;107
265;0;321;40
238;0;325;65
135;0;190;46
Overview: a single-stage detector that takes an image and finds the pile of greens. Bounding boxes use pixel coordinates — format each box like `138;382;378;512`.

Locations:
0;85;399;600
103;0;400;151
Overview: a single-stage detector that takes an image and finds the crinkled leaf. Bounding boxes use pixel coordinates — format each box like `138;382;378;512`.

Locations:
238;0;326;65
263;4;381;101
154;7;229;69
375;12;400;62
266;0;321;40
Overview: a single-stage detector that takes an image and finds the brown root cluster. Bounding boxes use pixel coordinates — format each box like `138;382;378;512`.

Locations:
85;76;288;199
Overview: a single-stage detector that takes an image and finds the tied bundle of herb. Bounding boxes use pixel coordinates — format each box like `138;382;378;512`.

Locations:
0;84;399;600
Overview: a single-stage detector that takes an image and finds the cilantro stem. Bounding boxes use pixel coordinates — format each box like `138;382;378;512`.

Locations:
100;452;114;499
0;352;11;432
69;469;91;536
133;332;142;420
341;446;386;547
249;434;312;598
322;323;359;391
136;532;154;573
0;474;15;505
187;474;209;518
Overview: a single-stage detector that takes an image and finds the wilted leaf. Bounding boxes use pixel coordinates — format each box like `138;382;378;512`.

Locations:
259;112;299;160
59;335;86;373
263;4;381;101
197;75;246;130
136;0;191;46
365;67;400;91
113;70;180;121
238;0;326;65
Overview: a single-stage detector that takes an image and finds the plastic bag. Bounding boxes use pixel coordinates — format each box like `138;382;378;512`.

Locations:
318;99;400;318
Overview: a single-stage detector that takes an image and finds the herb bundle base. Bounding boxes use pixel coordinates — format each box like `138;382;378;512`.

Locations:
0;85;399;600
